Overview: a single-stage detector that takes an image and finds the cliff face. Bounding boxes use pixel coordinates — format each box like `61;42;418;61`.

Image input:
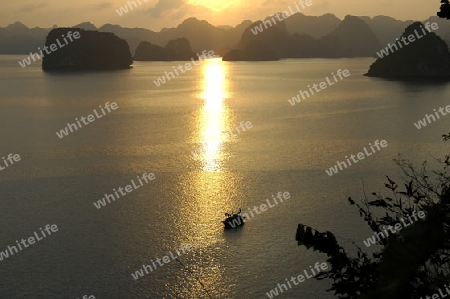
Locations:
284;13;341;38
155;18;250;54
134;37;198;61
165;38;197;60
225;15;380;60
0;22;48;54
222;40;279;61
358;16;413;46
323;15;381;57
134;42;169;61
98;23;158;54
237;19;290;56
42;28;133;71
366;22;450;79
3;15;450;56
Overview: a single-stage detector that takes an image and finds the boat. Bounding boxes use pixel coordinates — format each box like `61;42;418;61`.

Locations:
222;209;245;229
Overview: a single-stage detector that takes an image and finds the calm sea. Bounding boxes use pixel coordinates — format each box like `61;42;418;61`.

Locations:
0;55;449;298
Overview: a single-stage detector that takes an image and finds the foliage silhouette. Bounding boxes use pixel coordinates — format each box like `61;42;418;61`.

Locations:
296;135;450;298
438;0;450;19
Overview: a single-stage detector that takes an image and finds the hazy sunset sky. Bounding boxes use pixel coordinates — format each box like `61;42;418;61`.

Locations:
1;0;441;30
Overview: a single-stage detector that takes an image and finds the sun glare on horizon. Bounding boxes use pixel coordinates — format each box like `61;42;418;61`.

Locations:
187;0;241;11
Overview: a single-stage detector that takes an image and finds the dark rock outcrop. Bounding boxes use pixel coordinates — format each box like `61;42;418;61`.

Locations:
42;28;133;71
366;22;450;79
134;37;197;61
134;42;168;61
165;38;197;60
222;40;279;61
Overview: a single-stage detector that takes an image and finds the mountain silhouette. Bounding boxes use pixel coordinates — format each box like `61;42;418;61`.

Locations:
2;14;449;58
366;22;450;79
134;37;198;61
323;15;381;57
224;14;381;59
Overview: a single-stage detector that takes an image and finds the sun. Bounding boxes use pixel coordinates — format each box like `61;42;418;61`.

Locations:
187;0;241;12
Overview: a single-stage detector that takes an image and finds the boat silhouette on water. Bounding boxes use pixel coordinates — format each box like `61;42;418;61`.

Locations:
222;209;245;229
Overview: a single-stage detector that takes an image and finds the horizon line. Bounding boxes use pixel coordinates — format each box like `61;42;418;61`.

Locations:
0;13;442;33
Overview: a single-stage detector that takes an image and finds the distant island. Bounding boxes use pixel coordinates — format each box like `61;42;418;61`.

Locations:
222;40;279;61
2;14;450;59
42;28;132;71
365;22;450;79
222;15;382;61
134;37;198;61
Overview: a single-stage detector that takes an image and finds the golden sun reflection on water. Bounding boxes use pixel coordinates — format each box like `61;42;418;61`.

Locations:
197;57;231;172
172;58;239;298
